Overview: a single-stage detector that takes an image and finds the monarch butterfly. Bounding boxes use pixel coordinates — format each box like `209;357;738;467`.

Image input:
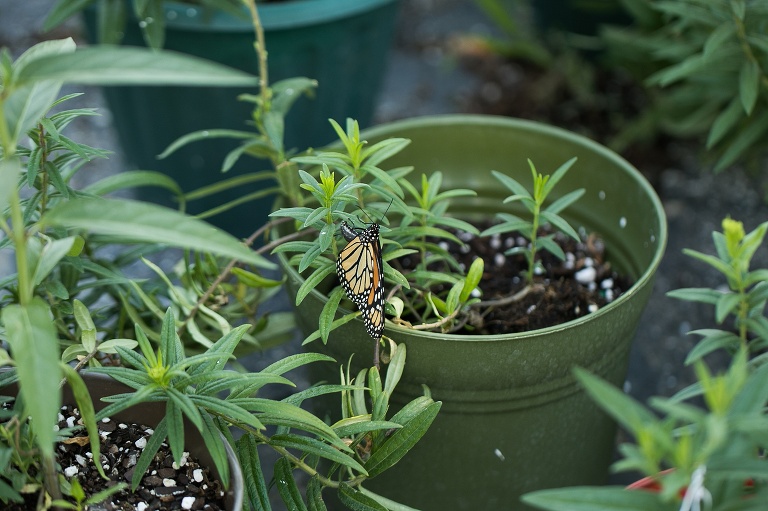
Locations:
336;221;385;341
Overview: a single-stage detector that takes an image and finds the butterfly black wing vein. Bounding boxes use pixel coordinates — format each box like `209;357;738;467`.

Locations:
336;221;385;340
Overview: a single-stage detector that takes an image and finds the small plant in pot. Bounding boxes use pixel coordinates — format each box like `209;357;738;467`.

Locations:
0;28;437;511
523;217;768;511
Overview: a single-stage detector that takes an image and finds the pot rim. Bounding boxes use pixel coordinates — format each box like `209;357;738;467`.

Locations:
281;113;668;343
160;0;398;31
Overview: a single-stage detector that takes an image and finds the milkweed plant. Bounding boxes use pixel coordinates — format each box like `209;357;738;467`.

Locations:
523;217;768;511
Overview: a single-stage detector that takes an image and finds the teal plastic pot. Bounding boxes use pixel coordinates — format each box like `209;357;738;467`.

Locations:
278;115;666;510
86;0;398;237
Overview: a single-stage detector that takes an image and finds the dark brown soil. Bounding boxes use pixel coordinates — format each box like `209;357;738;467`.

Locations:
8;405;226;511
392;223;633;335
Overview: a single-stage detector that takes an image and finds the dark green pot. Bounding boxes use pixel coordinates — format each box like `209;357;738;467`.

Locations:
531;0;632;37
87;0;398;238
278;115;667;510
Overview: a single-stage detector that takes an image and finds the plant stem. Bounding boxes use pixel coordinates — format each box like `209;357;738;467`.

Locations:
244;0;269;107
526;202;540;284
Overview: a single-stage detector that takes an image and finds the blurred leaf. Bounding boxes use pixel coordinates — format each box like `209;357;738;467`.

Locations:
685;329;743;364
41;198;274;269
16;47;258;87
31;236;76;286
573;367;657;433
0;157;21;216
521;486;668;510
1;298;61;460
707;97;743;149
5;39;74;143
714;115;768;172
739;59;760;115
83;170;183;198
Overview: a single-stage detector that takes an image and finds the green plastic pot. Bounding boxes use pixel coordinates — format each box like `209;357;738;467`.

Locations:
278;115;667;510
86;0;398;237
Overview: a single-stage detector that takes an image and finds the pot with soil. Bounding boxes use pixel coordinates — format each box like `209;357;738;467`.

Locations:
1;372;244;511
276;114;666;510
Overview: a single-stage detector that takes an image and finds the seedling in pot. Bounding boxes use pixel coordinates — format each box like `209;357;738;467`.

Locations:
482;157;585;285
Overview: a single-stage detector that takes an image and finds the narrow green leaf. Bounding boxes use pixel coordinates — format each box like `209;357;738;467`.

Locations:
739;60;760;115
62;365;107;480
274;457;308;511
83;170;183;197
261;353;336;376
198;411;230;489
0;157;21;216
707;97;743;148
541;157;577;198
491;169;530;197
6;39;74;142
521;486;667;511
320;287;345;343
685;329;743;364
332;418;402;438
666;287;723;305
269;434;367;475
364;401;441;477
714;115;768;172
383;344;406;398
2;299;61;459
296;265;335;305
459;257;484;303
338;483;388;511
132;417;168;490
41;197;274;269
43;0;94;31
306;476;327;511
16;47;258;87
574;367;657;433
715;292;742;323
166;399;185;464
32;236;76;286
236;435;271;511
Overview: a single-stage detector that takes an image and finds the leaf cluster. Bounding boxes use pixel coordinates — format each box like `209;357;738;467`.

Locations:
524;348;768;510
667;217;768;363
524;215;768;510
602;0;768;172
272;118;484;338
